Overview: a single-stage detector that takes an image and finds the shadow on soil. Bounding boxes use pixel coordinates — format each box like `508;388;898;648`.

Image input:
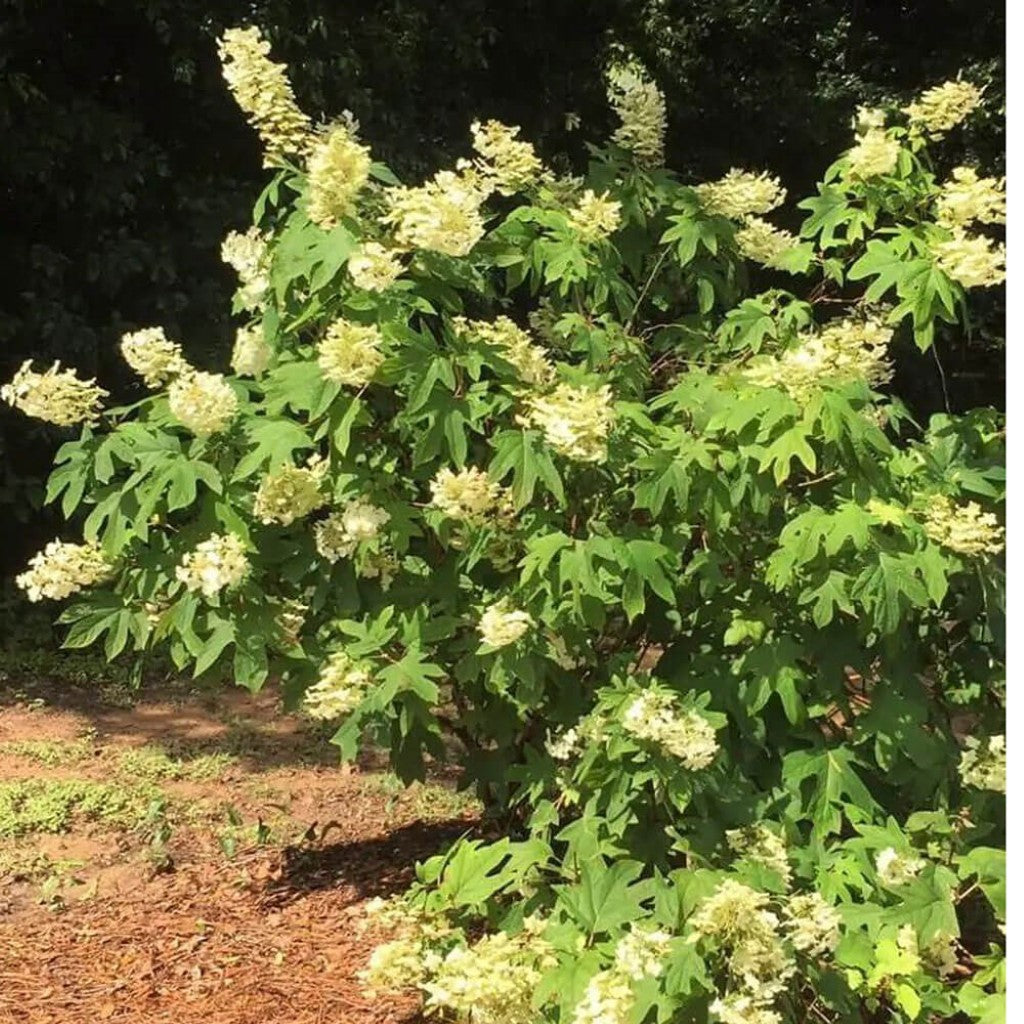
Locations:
264;818;479;905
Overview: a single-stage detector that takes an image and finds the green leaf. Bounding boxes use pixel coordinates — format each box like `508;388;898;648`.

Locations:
556;859;651;935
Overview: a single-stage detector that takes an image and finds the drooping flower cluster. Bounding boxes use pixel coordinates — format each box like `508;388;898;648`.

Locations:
221;227;270;310
384;170;487;257
430;467;504;523
303;650;374;720
15;540;113;602
314;498;391;562
452;315;554;386
875;847;926;887
573;927;672;1024
622;690;719;769
168;371;239;436
469;119;543;195
121;327;189;388
727;825;792;886
904;79;984;138
936;167;1006;227
218;26;311;163
606;61;666;167
2;360;108;427
566;189;622;243
252;457;327;525
317;318;385;387
958;734;1006;793
421;918;556;1024
231;324;272;377
478;601;534;648
919;495;1005;556
348;241;404;292
782;893;842;957
734;217;798;268
306;124;372;228
175;533;250;598
931;230;1006;288
741;317;893;402
519;383;615;463
695;170;786;220
687;881;795;1019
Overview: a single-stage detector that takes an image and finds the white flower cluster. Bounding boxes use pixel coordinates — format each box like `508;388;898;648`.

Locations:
276;597;308;648
252;457;327;526
317;318;386;388
478;601;534;648
168;371;239;436
303;650;373;720
518;383;615;463
469;119;543;195
384;169;488;257
421;919;556;1024
733;217;798;269
623;690;719;770
2;360;108;427
959;734;1006;793
314;498;391;562
687;881;795;1020
567;189;622;243
845;108;900;180
875;847;926;886
931;230;1006;288
306;123;372;228
904;79;984;138
452;315;555;386
218;26;311;164
936;167;1006;227
16;540;113;602
726;825;792;886
231;324;272;377
919;495;1005;556
921;932;959;979
546;725;583;762
348;241;404;292
121;327;189;388
573;926;671;1024
430;466;505;523
782;892;842;957
607;61;666;167
695;170;786;221
741;317;893;402
176;533;250;598
221;227;270;310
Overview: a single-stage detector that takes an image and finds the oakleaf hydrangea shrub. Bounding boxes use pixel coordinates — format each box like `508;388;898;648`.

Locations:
4;28;1005;1024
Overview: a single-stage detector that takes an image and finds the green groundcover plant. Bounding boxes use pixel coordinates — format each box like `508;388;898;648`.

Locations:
3;28;1005;1024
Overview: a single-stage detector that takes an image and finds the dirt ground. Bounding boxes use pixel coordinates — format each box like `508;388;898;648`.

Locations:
0;676;480;1024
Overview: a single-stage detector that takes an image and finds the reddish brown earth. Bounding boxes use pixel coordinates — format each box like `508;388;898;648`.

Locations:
0;680;479;1024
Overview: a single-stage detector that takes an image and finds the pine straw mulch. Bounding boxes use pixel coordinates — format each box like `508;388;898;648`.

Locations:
0;680;480;1024
0;817;475;1024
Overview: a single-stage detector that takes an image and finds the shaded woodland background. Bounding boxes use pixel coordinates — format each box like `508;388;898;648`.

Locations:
0;0;1005;592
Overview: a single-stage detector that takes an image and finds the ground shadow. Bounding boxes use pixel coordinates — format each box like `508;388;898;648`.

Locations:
262;817;482;906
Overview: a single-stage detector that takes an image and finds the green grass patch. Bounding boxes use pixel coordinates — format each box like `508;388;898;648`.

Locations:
361;772;481;820
114;744;236;781
0;779;162;837
0;735;96;767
